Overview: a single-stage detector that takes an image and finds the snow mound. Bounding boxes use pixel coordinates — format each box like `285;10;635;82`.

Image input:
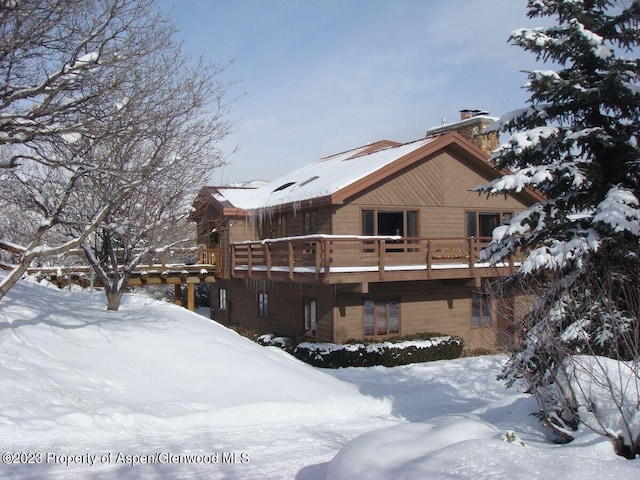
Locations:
326;415;500;480
0;278;390;444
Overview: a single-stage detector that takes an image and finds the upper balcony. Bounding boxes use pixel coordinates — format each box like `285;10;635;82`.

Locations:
230;235;518;284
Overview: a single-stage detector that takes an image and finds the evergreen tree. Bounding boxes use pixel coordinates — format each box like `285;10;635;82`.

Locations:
482;0;639;269
480;0;640;458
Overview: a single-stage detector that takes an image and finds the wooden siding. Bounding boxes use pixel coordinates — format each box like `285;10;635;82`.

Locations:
334;280;500;352
193;140;540;351
253;207;333;238
333;150;529;237
212;276;526;352
211;280;335;342
195;203;220;246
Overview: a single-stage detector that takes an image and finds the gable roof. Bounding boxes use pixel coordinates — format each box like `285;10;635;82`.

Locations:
197;132;543;215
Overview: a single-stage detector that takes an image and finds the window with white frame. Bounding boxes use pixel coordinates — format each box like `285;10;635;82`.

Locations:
304;297;317;337
219;288;227;310
258;291;269;318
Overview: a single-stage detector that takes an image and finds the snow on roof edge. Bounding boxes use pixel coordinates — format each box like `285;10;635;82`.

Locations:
209;136;438;212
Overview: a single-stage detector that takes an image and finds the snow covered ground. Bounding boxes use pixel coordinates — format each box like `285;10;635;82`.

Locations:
0;277;638;479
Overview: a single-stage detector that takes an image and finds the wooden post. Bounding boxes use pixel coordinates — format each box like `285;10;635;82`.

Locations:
315;240;322;280
468;237;475;276
231;244;237;278
174;284;182;306
324;238;331;281
378;239;385;281
426;239;432;278
288;241;294;281
264;242;272;279
247;244;253;279
187;282;195;311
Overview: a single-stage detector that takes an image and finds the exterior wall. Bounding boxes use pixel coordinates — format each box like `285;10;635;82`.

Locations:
253;206;333;238
195;203;221;247
332;150;529;238
211;276;525;353
196;206;258;278
334;280;502;353
211;279;335;341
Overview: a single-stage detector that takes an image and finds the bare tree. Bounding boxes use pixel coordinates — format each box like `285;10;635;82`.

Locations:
69;39;230;310
0;0;233;301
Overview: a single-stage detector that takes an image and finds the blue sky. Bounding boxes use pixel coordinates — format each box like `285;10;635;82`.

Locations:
159;0;541;184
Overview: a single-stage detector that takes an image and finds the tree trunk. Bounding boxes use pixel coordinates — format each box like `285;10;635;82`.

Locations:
0;261;31;301
105;289;125;311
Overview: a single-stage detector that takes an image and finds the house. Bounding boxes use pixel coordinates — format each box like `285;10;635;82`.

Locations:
190;111;541;353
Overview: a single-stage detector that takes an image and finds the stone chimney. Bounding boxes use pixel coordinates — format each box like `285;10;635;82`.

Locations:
426;109;499;157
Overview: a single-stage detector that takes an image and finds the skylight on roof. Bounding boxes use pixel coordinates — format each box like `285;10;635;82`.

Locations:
298;176;319;187
272;181;296;193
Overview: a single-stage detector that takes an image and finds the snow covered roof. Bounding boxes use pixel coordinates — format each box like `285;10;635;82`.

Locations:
209;137;442;212
199;131;533;214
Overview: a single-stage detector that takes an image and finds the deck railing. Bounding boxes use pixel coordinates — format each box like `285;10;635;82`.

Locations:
231;235;516;280
0;240;218;274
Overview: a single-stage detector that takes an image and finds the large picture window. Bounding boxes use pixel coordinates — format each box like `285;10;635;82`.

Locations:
364;299;400;337
361;209;419;237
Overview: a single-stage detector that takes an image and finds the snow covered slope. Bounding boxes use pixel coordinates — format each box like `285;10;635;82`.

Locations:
0;278;394;478
0;279;390;441
1;277;638;479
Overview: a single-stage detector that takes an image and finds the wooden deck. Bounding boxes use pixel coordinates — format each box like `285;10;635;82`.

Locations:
0;242;220;310
231;236;518;284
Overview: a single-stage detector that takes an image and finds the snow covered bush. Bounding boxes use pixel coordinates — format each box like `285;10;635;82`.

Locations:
478;0;640;458
499;253;640;455
258;333;463;368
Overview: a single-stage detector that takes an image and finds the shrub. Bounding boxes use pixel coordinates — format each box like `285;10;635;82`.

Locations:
257;332;463;368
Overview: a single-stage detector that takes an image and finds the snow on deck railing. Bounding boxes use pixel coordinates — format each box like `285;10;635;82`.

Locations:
0;239;27;254
20;246;219;279
230;236;518;279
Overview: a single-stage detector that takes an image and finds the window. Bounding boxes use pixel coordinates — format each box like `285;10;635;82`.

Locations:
299;176;319;187
303;210;318;235
362;210;375;236
304;297;317;336
364;299;400;336
361;209;419;237
466;211;513;238
219;288;227;310
472;280;492;328
208;220;221;248
258;292;268;318
275;215;287;238
406;211;419;238
261;214;287;239
377;211;404;236
272;182;296;192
